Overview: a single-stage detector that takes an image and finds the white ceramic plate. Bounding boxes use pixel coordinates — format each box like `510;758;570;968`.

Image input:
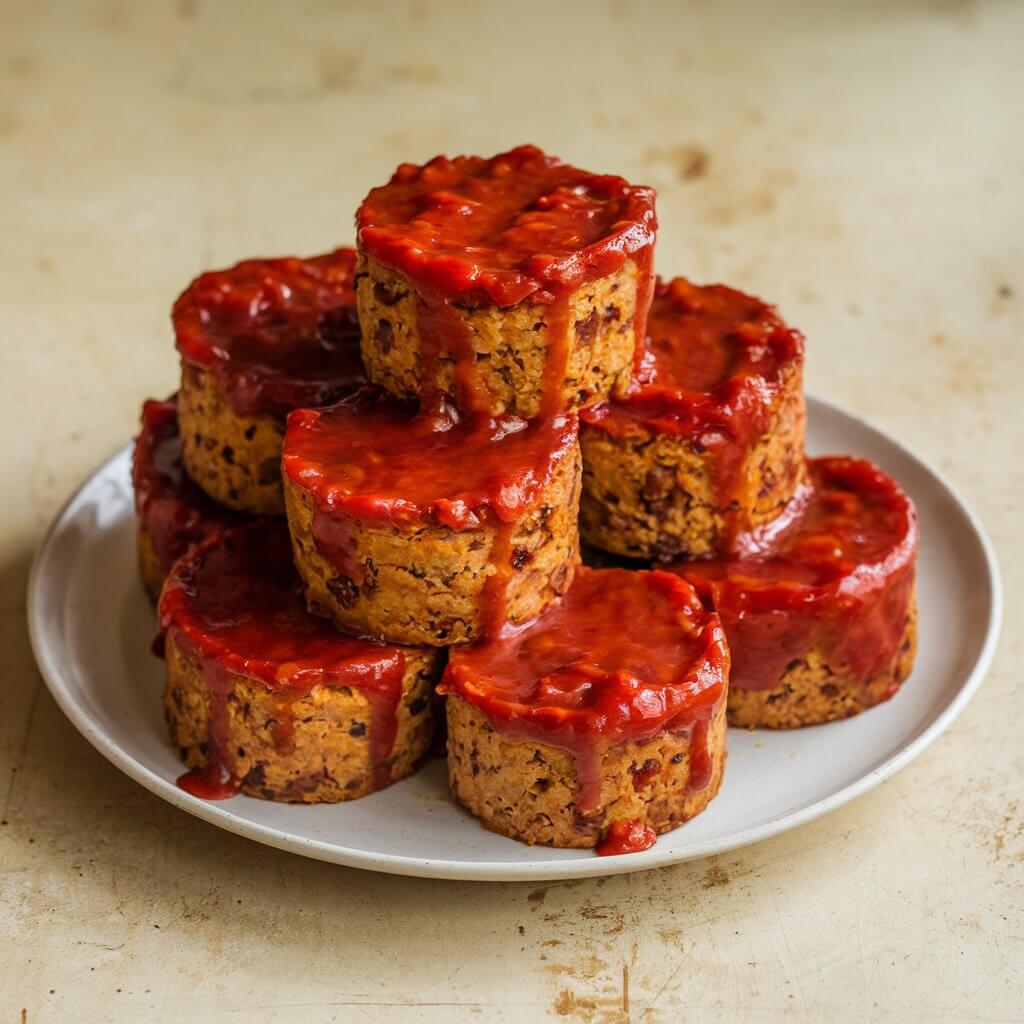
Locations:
27;396;1001;881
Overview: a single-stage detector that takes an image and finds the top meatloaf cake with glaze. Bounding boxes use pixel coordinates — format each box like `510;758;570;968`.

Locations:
579;277;806;561
132;395;239;600
173;247;366;515
355;145;657;418
674;456;918;729
282;390;581;646
442;566;730;852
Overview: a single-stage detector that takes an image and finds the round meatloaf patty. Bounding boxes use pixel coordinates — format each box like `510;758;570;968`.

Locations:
355;145;657;418
173;247;366;514
159;521;442;802
282;391;581;646
441;566;729;851
580;276;806;561
675;456;919;729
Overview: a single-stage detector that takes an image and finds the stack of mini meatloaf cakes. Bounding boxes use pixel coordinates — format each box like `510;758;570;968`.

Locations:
132;145;918;854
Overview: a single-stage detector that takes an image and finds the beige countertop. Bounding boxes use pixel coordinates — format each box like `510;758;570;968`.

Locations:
2;2;1021;1021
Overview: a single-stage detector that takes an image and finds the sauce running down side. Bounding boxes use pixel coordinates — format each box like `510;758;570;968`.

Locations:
441;567;728;834
132;396;237;574
595;819;658;857
674;457;918;693
581;277;805;530
283;390;579;635
357;145;657;415
172;247;365;420
158;521;410;799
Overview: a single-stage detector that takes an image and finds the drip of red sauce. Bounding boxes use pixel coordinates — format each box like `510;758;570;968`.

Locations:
595;819;657;857
581;277;804;542
674;457;918;693
158;521;410;798
687;717;713;791
132;396;237;573
357;145;657;414
172;247;365;419
176;662;238;800
440;567;728;815
283;391;578;634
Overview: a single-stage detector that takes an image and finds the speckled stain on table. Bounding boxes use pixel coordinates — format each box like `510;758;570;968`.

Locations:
1;1;1021;1021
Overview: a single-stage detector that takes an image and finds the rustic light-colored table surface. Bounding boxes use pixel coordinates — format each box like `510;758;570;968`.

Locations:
2;2;1020;1021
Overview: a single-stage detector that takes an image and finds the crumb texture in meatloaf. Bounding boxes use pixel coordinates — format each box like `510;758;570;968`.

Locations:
675;456;919;729
282;391;580;646
173;248;366;513
726;601;918;729
132;394;239;598
158;521;441;802
446;696;727;848
178;363;289;514
441;566;729;848
580;276;806;561
355;145;657;417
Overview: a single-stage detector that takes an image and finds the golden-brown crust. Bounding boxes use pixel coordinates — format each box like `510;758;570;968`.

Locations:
726;598;918;729
579;363;806;561
163;631;441;802
136;528;166;603
283;446;581;646
356;254;640;417
445;695;726;848
178;363;285;516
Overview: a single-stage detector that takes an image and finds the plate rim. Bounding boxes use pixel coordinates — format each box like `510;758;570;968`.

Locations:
26;394;1004;881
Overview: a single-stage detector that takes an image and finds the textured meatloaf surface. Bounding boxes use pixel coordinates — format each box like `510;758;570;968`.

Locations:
284;446;581;646
446;695;726;848
357;255;643;417
580;361;806;561
164;632;441;802
726;600;918;729
178;363;287;515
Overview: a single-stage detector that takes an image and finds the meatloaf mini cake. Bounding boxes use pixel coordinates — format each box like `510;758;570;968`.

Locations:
159;521;441;802
174;247;365;515
674;457;918;729
132;395;238;600
282;390;580;646
580;277;806;561
356;145;657;418
441;567;729;853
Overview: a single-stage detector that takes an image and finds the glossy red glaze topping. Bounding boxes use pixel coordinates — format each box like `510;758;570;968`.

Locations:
442;567;728;812
674;457;918;692
283;391;578;531
172;247;365;419
159;521;410;799
132;396;236;574
359;146;656;417
595;819;657;857
358;145;657;308
582;276;803;439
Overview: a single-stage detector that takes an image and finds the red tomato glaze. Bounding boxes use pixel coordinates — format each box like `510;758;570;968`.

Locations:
358;145;657;307
674;457;917;693
158;521;411;799
172;247;365;419
595;819;658;857
357;145;657;415
132;396;237;575
582;277;804;529
283;390;578;530
283;390;579;637
441;567;728;817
